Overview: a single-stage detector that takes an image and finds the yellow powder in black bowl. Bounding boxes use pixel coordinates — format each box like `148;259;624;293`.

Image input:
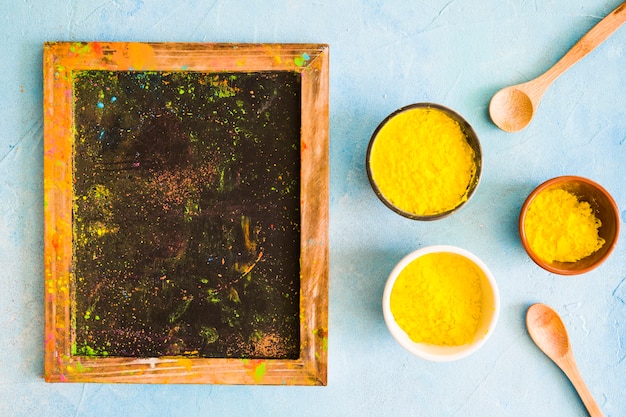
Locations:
368;106;477;217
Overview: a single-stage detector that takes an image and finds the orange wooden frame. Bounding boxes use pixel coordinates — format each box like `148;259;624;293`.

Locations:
43;42;329;385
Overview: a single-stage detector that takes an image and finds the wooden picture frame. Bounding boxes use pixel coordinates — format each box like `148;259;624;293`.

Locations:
43;42;328;385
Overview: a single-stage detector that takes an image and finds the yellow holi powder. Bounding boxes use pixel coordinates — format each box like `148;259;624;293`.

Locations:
390;252;483;346
524;188;605;263
369;107;477;216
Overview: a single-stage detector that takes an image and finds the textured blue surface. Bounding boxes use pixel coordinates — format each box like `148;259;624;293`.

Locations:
1;1;626;415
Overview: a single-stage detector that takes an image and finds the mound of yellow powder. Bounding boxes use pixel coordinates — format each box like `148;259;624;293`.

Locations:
524;188;605;263
390;252;483;346
369;107;477;216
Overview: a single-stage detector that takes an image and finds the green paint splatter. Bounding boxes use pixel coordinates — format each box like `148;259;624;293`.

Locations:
254;361;267;382
294;53;310;67
75;343;108;357
74;361;91;373
169;297;193;323
69;43;92;55
199;326;219;344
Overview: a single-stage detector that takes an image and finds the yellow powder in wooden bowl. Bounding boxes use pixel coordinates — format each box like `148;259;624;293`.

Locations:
523;188;605;263
368;105;479;218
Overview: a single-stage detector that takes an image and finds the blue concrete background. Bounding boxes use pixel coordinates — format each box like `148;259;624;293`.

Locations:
1;0;625;415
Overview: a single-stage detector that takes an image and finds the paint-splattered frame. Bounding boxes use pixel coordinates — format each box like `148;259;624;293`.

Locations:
43;42;328;385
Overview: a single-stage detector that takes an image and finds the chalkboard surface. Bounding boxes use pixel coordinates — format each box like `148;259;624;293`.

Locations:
73;70;301;359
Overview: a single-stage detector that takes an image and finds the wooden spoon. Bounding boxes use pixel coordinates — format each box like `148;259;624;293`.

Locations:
526;303;605;417
489;1;626;132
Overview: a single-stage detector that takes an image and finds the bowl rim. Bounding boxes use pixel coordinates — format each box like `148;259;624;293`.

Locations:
382;245;500;362
365;102;482;221
518;175;620;275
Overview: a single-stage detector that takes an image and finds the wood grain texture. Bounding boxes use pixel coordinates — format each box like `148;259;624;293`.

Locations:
43;42;329;385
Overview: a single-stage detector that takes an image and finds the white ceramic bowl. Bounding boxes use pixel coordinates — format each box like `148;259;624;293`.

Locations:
382;245;500;362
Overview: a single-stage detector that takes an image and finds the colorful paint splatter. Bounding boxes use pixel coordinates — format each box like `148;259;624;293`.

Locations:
72;70;301;359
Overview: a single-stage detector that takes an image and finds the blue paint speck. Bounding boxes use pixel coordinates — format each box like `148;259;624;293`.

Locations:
97;102;104;108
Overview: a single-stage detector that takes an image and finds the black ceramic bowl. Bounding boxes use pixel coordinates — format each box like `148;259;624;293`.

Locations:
366;103;482;220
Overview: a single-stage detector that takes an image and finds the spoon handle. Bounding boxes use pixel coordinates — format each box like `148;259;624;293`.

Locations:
538;1;626;89
559;353;605;417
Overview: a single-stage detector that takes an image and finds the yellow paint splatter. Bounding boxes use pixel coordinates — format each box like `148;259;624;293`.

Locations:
126;43;157;70
177;358;194;372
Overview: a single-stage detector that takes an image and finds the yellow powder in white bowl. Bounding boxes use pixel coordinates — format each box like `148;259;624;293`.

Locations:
389;251;483;346
383;245;500;362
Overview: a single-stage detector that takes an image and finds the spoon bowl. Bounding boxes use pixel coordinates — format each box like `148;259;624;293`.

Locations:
526;303;571;361
488;86;535;132
526;303;605;417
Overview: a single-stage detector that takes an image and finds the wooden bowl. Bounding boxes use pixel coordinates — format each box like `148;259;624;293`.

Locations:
519;176;620;275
